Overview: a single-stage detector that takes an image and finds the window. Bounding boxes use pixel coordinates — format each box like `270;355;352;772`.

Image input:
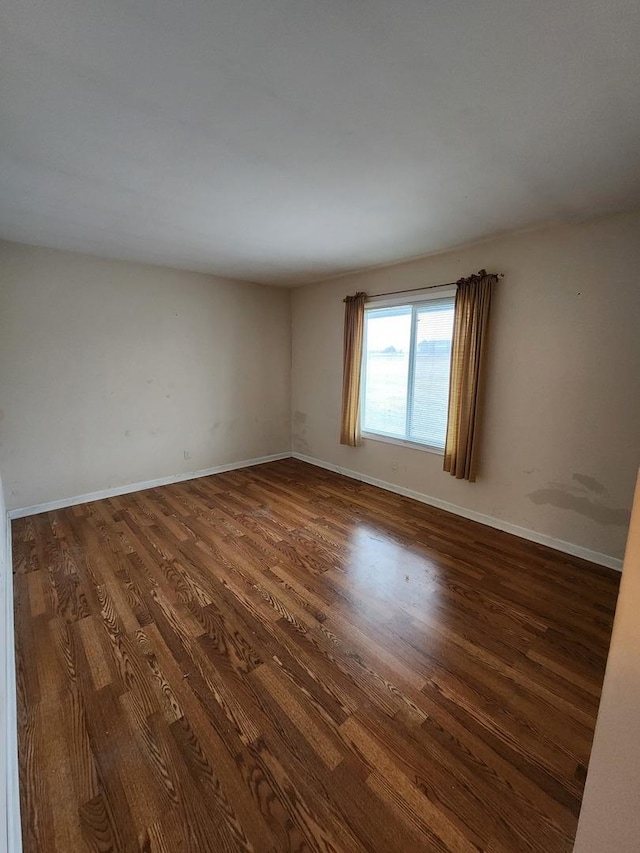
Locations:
361;295;455;452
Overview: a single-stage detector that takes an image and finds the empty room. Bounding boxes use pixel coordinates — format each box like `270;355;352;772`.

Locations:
1;1;640;851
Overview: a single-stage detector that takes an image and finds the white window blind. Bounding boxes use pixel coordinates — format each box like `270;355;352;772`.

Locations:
362;296;455;451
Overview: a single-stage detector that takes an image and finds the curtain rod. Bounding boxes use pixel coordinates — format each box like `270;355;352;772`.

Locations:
370;271;503;300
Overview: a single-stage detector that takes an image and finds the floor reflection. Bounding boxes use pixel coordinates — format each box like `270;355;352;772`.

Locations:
344;523;440;619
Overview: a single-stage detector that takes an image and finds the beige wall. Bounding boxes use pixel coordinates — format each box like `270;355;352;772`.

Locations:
574;469;640;851
292;210;640;562
0;241;291;510
2;210;639;561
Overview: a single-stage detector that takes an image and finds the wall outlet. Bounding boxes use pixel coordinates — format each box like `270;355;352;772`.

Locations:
391;461;399;472
183;450;191;460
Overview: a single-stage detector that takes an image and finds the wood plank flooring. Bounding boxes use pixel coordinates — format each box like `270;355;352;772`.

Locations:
12;458;620;852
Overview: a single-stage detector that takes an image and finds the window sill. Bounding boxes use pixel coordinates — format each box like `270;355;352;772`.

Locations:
361;431;444;456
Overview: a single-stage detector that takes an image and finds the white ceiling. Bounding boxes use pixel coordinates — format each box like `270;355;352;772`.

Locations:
1;0;639;285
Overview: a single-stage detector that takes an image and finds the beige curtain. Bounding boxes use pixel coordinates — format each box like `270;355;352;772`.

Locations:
444;270;496;481
340;292;367;446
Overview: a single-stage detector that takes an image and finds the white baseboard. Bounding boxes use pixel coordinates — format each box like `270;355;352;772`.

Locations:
291;452;623;572
3;518;21;853
10;449;622;570
7;452;292;520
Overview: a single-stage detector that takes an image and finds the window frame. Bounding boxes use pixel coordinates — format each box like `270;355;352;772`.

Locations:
360;286;456;455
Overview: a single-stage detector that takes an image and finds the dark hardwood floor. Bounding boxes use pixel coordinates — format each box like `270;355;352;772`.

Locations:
12;458;620;852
